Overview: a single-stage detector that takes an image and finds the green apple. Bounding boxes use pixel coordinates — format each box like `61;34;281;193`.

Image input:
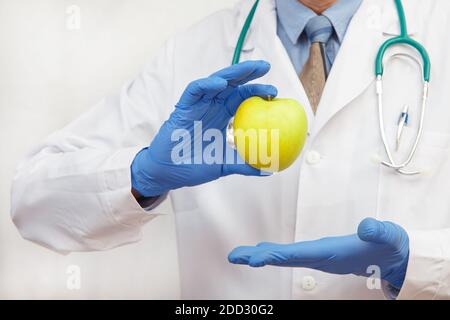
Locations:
233;96;308;172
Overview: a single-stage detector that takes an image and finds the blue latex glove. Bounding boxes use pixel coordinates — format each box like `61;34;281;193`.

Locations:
228;218;410;289
131;60;277;197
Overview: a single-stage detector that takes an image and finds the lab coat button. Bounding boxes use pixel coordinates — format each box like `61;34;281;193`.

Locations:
301;276;316;291
306;151;321;165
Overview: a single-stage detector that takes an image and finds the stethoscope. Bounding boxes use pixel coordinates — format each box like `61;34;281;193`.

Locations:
232;0;431;175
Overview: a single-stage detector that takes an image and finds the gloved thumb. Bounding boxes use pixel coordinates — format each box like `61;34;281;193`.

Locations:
222;162;267;177
221;149;272;177
357;218;404;246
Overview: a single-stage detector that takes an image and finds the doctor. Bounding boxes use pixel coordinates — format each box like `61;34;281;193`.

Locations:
10;0;450;299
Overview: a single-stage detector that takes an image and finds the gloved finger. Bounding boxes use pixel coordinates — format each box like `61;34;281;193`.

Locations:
230;241;331;268
222;163;262;176
210;60;271;87
248;250;289;268
225;84;278;116
357;218;405;247
228;246;261;265
256;242;281;248
178;77;228;106
222;149;272;177
249;241;333;268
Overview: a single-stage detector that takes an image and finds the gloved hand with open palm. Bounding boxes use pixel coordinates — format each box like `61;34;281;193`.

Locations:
229;218;410;289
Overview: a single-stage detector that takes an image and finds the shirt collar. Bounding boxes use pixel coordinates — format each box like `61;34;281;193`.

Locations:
276;0;362;45
322;0;362;43
276;0;316;45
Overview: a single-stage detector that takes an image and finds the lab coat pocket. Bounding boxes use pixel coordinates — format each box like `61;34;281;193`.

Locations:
376;127;450;229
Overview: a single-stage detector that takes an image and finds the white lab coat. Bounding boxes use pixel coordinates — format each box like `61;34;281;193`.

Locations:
10;0;450;299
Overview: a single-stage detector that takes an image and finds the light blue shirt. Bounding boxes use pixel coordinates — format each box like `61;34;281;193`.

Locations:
276;0;362;74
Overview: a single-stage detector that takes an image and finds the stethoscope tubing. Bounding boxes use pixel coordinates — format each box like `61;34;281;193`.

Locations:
232;0;431;176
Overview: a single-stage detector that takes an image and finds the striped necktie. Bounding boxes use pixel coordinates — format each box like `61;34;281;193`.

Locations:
300;15;333;114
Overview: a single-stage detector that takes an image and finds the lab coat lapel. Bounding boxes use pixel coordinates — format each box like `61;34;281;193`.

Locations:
312;0;421;138
311;0;382;137
225;0;257;53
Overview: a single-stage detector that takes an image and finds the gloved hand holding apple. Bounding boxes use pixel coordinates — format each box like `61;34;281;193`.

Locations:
131;60;308;198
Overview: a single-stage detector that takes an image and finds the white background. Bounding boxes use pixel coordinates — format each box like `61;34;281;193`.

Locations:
0;0;239;299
